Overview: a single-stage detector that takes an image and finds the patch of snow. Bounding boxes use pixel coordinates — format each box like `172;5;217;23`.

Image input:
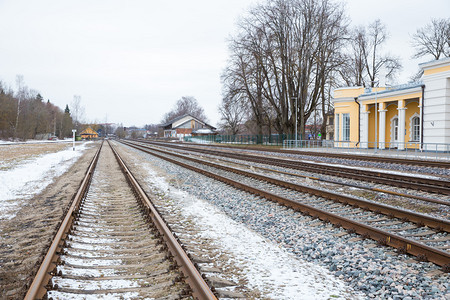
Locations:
61;256;123;267
0;138;75;145
0;142;91;220
50;277;140;290
47;291;140;300
143;166;362;299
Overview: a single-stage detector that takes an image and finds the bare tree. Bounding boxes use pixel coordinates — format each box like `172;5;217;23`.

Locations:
71;95;85;131
162;96;208;123
222;0;348;137
218;93;246;135
411;18;450;60
341;20;402;87
13;75;25;139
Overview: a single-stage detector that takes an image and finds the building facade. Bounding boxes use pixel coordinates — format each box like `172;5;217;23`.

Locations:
80;127;99;140
161;114;216;139
333;58;450;150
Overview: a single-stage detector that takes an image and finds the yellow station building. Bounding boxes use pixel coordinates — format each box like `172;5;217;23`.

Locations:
333;58;450;151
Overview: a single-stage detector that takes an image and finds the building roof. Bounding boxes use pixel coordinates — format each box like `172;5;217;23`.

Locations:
359;82;423;99
358;82;423;100
80;127;98;135
160;114;216;130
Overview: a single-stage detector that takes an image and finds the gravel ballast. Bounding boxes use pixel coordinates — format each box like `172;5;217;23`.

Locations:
116;142;449;299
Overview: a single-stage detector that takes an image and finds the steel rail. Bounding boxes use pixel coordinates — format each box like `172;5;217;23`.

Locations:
25;141;104;299
120;140;450;268
26;140;216;300
136;141;450;206
152;140;450;169
108;141;216;300
142;140;450;195
122;140;450;232
253;165;450;207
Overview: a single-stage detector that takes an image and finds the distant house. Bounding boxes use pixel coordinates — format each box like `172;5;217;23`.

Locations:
160;114;216;139
80;127;99;140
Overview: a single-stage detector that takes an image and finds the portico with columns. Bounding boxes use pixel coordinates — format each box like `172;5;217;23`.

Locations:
357;86;422;150
333;57;450;151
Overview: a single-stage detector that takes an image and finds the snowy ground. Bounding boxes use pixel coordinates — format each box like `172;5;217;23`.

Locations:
0;138;74;145
0;142;91;220
142;165;363;299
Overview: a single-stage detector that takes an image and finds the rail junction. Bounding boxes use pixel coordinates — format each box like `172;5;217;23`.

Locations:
5;138;448;298
120;139;450;269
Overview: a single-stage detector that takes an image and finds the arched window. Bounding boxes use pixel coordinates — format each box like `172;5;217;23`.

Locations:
412;116;420;141
392;118;398;142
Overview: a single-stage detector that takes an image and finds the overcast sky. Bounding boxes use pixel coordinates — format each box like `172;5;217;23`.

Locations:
0;0;449;127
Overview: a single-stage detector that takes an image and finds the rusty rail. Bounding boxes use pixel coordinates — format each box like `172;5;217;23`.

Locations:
25;141;103;299
122;140;450;232
108;141;216;300
120;140;450;268
26;140;216;299
148;139;450;169
142;140;450;195
136;141;450;206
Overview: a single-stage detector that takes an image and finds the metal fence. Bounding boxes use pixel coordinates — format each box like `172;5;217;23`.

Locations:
183;134;450;160
283;140;450;160
184;134;298;146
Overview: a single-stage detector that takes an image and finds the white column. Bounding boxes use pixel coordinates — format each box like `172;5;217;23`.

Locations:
379;109;387;150
398;107;406;150
334;114;339;147
361;111;369;148
419;99;423;149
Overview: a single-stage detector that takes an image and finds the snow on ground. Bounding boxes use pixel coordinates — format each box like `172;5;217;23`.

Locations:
0;142;91;220
0;138;74;145
143;166;362;299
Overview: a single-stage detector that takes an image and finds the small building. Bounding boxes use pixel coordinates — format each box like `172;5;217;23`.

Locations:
160;114;216;139
332;57;450;151
80;127;99;140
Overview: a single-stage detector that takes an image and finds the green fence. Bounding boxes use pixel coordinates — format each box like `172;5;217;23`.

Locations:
184;134;302;146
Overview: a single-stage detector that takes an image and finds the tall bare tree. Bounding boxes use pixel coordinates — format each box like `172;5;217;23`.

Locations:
162;96;208;123
222;0;348;137
411;18;450;60
218;92;246;135
71;95;85;132
341;20;402;87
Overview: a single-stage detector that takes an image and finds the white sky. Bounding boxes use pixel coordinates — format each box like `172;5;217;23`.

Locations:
0;0;448;127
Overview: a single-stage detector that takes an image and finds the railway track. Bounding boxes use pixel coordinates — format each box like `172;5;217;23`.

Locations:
159;140;450;169
141;140;450;196
135;141;449;208
119;139;450;269
25;141;215;299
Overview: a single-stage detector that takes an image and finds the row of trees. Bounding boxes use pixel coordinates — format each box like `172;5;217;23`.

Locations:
218;0;449;138
0;78;74;140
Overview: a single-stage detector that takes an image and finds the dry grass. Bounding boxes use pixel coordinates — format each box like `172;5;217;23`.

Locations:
0;143;70;170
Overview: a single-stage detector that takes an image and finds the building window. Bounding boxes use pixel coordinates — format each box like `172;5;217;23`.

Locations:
342;113;350;141
328;116;334;125
412;116;420;141
335;114;339;140
392;118;399;142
